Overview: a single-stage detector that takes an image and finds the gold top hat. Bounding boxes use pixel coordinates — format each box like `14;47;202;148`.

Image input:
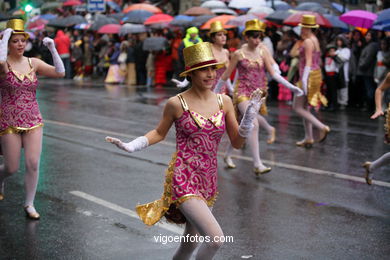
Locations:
209;21;227;35
243;19;266;35
179;42;225;77
298;15;319;29
6;18;29;39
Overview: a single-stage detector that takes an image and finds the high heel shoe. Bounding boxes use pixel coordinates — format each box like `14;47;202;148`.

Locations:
267;128;276;144
253;167;272;176
224;156;236;169
362;162;373;185
317;126;330;143
0;192;3;201
24;205;40;220
295;139;314;148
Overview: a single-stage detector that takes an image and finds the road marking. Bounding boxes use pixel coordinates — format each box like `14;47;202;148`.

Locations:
70;190;183;234
46;119;390;188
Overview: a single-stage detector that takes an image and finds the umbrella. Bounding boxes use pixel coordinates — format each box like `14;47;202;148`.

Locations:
295;3;328;14
184;7;214;16
372;22;390;31
90;14;119;31
169;15;194;27
121;10;153;24
201;1;227;10
212;8;237;16
106;0;121;13
37;14;57;20
62;15;88;27
192;15;216;27
229;0;266;9
248;6;274;15
40;2;62;11
266;1;291;11
123;3;162;14
374;8;390;25
143;37;167;51
331;2;349;13
120;23;147;35
74;23;92;30
201;15;236;29
340;10;377;29
98;24;121;34
27;18;49;30
108;13;125;22
284;11;332;28
227;14;259;27
63;0;82;7
323;14;348;30
144;14;173;25
265;10;295;25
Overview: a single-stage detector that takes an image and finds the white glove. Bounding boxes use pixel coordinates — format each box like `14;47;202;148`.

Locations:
214;78;227;93
0;28;13;62
238;89;265;137
43;37;65;73
272;73;304;96
226;79;234;95
105;136;149;153
302;66;310;95
171;78;189;88
272;63;281;75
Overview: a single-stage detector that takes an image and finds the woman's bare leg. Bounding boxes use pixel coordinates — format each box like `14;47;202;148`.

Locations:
0;133;22;195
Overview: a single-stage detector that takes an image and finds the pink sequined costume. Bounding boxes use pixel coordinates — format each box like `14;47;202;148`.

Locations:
298;46;327;108
212;65;227;94
0;58;43;136
233;49;268;115
136;94;225;225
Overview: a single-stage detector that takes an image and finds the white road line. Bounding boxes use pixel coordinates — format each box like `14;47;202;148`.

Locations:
69;190;183;234
46;119;390;188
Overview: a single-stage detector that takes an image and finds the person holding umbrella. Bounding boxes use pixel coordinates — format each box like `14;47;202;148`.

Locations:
106;42;265;259
293;15;330;148
0;18;65;219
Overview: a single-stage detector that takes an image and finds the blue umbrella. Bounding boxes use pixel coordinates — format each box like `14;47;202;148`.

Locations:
323;14;348;30
170;15;194;27
39;14;57;20
106;1;121;13
331;2;349;13
374;8;390;25
295;2;328;14
122;10;154;24
266;0;291;11
372;22;390;31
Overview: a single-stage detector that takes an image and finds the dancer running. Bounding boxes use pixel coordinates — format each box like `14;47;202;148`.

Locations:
294;15;330;148
363;72;390;185
216;19;303;174
0;19;65;219
106;42;264;259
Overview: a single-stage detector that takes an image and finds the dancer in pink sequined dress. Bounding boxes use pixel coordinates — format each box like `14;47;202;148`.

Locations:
106;42;264;259
0;19;65;220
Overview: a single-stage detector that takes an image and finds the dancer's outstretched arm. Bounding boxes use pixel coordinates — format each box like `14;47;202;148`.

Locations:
214;50;240;92
371;72;390;119
106;96;180;152
33;37;65;78
0;28;13;75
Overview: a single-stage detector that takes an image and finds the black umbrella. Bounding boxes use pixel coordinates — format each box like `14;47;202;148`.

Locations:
47;15;87;28
265;10;294;25
143;37;168;51
122;10;153;24
90;14;119;31
120;24;147;35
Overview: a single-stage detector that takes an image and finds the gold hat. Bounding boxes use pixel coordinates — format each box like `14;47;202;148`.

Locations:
209;21;227;36
6;18;29;39
298;15;319;29
179;42;225;77
243;19;266;35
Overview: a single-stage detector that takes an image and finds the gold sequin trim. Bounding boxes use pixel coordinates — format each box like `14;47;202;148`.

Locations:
0;124;44;136
298;69;327;107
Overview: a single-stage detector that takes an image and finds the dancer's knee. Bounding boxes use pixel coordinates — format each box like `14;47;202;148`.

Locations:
25;158;39;174
4;165;19;175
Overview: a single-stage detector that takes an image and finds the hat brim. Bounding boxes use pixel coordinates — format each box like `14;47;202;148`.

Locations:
208;29;227;36
298;23;319;29
12;31;30;39
242;29;264;36
179;61;225;77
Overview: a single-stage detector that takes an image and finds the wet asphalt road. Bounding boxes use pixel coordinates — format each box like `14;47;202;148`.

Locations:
0;78;389;260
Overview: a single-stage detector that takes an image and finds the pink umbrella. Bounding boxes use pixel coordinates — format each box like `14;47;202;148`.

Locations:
98;24;121;34
144;14;173;25
340;10;377;29
63;0;83;7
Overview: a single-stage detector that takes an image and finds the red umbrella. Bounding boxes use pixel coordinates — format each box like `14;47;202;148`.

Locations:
98;24;121;34
27;18;49;30
63;0;83;7
201;15;236;29
283;11;332;28
144;14;174;25
123;3;162;14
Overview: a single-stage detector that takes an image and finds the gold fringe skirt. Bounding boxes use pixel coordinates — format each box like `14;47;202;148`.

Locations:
298;69;327;108
0;124;44;136
135;152;217;226
233;80;268;116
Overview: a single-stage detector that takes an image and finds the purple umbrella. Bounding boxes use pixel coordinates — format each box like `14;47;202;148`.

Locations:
340;10;377;29
227;14;258;27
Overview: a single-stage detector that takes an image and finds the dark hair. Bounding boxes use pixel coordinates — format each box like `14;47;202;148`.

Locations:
245;30;262;39
336;35;348;48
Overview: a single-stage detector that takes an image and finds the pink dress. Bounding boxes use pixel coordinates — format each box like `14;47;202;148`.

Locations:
136;94;225;225
212;65;227;94
0;58;43;136
298;45;327;108
233;49;268;115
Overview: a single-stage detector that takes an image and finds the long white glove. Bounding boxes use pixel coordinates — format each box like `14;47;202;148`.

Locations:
301;66;310;95
238;89;265;137
272;63;281;75
214;78;227;93
0;28;13;62
105;136;149;153
226;79;234;95
172;78;189;88
272;73;304;96
43;37;65;73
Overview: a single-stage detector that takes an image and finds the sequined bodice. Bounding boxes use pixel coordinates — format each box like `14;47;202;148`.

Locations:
212;66;227;93
299;46;321;79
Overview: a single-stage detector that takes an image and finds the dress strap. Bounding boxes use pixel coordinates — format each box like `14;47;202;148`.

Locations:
217;94;223;110
177;94;189;111
28;58;33;69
